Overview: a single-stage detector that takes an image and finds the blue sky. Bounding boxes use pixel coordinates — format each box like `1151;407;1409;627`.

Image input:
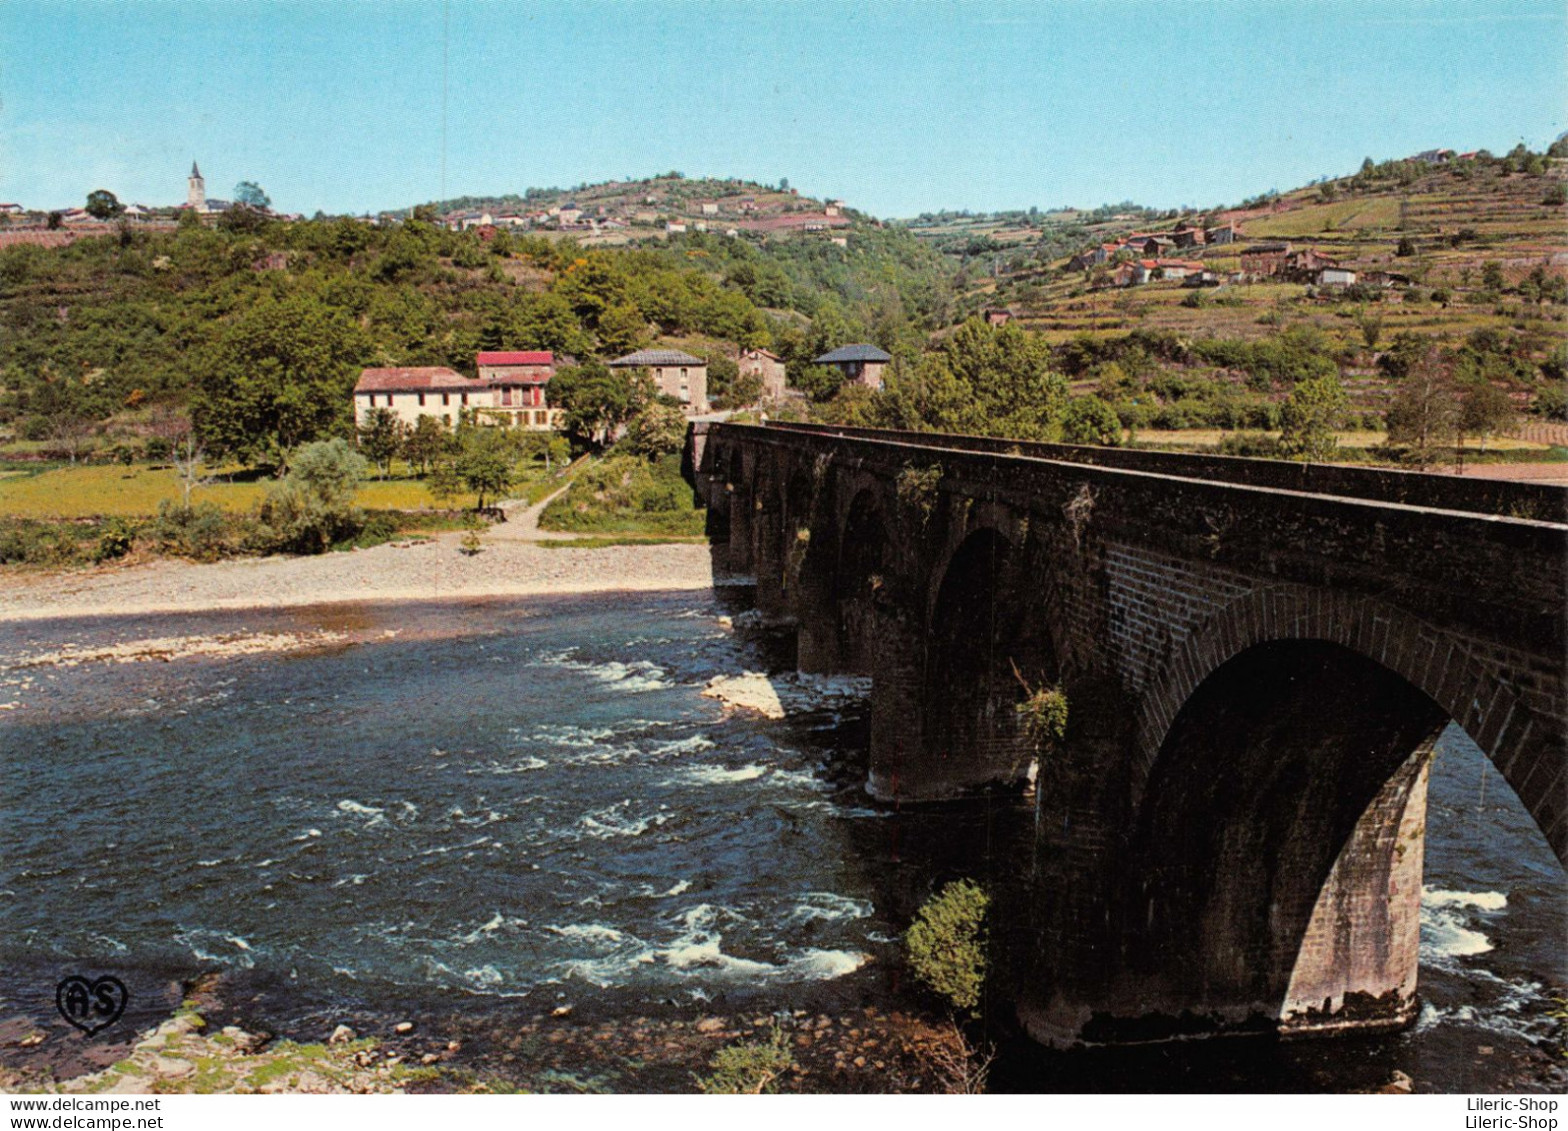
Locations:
2;0;1563;217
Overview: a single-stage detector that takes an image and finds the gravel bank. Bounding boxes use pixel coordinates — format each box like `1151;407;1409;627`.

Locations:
0;530;719;623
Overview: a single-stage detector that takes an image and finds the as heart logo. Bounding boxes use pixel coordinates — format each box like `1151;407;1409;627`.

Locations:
55;975;128;1036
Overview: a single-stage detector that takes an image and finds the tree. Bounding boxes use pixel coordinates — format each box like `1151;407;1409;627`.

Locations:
595;301;649;357
85;189;124;220
429;427;518;510
1060;397;1123;446
1457;377;1517;452
1480;260;1507;294
233;181;271;210
260;438;368;553
357;407;405;478
1278;374;1348;461
402;414;449;476
551;361;654;446
623;401;687;458
1395;237;1416;258
1385;345;1459;469
192;293;370;468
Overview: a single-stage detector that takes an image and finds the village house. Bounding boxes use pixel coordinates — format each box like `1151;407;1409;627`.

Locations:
984;308;1014;327
354;354;564;432
1240;242;1292;277
1134;235;1178;255
814;343;891;391
0;203;25;215
475;351;563;430
1316;266;1358;288
1171;222;1207;249
700;202;720;216
739;348;788;401
608;348;709;414
666;221;687;234
353;367;483;429
1205;223;1238;244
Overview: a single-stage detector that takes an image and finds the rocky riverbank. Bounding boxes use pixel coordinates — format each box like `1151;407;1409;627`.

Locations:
0;979;973;1095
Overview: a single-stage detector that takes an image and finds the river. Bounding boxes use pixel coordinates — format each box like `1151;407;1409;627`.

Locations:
1;591;1562;1092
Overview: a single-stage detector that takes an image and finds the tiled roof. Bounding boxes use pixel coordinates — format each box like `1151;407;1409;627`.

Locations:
607;349;707;367
476;351;554;367
354;367;476;393
814;343;891;364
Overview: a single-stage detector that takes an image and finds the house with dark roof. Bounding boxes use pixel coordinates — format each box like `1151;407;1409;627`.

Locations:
814;343;891;391
607;349;709;413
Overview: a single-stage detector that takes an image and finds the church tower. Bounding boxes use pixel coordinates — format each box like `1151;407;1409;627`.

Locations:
187;161;206;211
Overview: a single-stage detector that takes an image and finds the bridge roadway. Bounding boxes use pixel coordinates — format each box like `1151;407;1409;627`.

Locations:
689;421;1567;1047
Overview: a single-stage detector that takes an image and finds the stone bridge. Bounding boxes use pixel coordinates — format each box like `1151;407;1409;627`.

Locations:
688;421;1567;1046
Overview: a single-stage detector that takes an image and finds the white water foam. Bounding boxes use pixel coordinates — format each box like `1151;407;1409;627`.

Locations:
467;756;549;775
1424;888;1508;913
783;892;875;925
534;649;672;692
175;927;257;969
670;763;768;786
578;801;671;840
544;903;870;989
335;799;387;828
1420;886;1507;961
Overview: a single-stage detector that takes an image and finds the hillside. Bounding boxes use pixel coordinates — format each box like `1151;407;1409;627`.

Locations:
0;149;1562;472
413;173;861;248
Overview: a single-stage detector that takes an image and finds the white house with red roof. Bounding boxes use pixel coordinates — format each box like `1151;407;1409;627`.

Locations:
353;352;563;432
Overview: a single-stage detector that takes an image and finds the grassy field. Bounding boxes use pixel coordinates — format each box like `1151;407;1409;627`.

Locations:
0;463;522;518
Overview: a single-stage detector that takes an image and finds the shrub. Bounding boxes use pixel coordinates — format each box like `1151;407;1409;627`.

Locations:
93;519;140;562
1060;397;1123;446
905;879;990;1016
696;1025;796;1095
260;438;368;553
0;519;84;566
150;500;238;561
1218;432;1284;458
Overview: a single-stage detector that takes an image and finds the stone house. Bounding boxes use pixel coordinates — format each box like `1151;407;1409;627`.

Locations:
1240;242;1292;277
608;348;709;414
814;343;892;391
739;348;788;401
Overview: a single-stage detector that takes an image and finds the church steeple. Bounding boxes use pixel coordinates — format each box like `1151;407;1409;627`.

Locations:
187;161;206;212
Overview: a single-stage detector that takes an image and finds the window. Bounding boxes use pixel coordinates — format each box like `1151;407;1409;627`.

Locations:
461;393;469;406
534;411;546;426
442;393;450;406
418;393;426;406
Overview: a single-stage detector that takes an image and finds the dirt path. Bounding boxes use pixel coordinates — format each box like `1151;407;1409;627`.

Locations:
490;483;577;542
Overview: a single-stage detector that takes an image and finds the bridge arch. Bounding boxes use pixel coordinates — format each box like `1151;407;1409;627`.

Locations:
919;525;1057;791
1131;587;1564;861
825;487;894;674
1119;639;1448;1039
